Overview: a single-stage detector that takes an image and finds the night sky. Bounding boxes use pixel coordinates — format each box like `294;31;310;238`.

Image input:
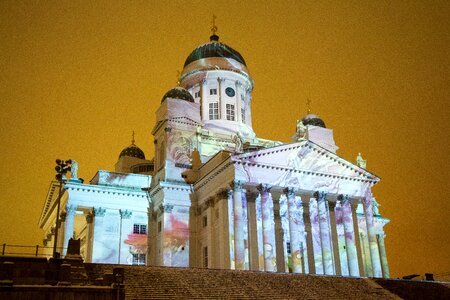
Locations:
1;1;449;279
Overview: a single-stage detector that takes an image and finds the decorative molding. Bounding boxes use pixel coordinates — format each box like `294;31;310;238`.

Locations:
283;187;296;198
314;191;327;201
245;191;258;202
93;207;106;217
230;180;244;191
65;204;77;216
163;204;174;213
119;209;132;219
257;183;271;193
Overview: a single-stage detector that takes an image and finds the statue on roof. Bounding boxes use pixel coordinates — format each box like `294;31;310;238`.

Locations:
233;132;243;153
356;153;367;169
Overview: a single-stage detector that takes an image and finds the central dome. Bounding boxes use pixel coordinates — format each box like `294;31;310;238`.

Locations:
184;35;246;68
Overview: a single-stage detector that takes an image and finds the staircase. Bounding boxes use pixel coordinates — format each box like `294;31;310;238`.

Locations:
86;265;405;299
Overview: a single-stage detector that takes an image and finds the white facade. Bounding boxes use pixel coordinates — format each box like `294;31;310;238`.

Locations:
39;33;390;278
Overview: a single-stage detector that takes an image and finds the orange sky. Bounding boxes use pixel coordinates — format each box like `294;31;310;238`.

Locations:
1;1;449;278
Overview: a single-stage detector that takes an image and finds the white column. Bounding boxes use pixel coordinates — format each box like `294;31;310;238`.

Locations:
85;211;94;262
246;192;259;271
285;188;302;273
309;197;323;274
255;193;264;271
273;197;285;272
258;184;277;272
363;196;383;277
91;207;106;263
334;201;349;276
329;201;341;275
201;79;207;120
232;181;248;270
351;200;365;276
302;196;314;274
315;192;334;275
340;196;359;276
62;204;76;256
218;77;223;119
377;234;390;278
235;80;242;122
227;189;235;269
118;209;132;264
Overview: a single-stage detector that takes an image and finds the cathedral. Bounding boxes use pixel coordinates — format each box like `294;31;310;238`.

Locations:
39;27;390;278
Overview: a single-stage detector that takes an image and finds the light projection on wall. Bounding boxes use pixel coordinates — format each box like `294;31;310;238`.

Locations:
162;207;190;267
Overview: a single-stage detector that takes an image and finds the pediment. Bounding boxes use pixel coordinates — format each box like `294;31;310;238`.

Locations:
232;140;379;197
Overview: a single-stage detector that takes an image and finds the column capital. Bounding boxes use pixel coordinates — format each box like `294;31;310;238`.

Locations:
246;191;258;202
230;180;245;191
313;191;327;201
65;204;77;216
163;204;174;214
338;194;353;204
93;207;106;217
119;209;132;219
328;201;337;210
257;183;272;193
283;187;296;198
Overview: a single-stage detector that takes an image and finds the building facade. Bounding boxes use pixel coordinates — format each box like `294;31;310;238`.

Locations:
39;31;390;278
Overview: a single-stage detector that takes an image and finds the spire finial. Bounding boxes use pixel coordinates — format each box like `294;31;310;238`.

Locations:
306;98;311;114
210;15;219;41
132;130;135;145
211;15;218;35
176;70;181;86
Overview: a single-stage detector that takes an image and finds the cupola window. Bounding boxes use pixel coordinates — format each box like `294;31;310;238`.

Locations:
209;88;217;95
209;102;219;120
194;91;200;98
226;104;235;121
241;108;246;124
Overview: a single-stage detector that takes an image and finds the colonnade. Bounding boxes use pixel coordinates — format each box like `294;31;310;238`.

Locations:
209;180;389;278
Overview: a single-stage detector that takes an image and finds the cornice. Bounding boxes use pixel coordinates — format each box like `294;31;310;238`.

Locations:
65;182;148;198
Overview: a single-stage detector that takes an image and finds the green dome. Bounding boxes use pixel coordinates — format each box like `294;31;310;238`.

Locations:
161;87;194;103
302;114;326;128
184;35;246;68
119;144;145;160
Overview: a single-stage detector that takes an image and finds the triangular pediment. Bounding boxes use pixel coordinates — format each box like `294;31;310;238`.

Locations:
231;140;379;197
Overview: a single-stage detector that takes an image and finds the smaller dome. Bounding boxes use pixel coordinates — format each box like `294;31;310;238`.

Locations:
161;86;194;103
302;114;326;128
119;144;145;160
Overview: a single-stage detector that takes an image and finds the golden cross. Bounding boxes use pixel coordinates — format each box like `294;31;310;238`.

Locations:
306;98;311;114
176;70;181;86
211;15;218;35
